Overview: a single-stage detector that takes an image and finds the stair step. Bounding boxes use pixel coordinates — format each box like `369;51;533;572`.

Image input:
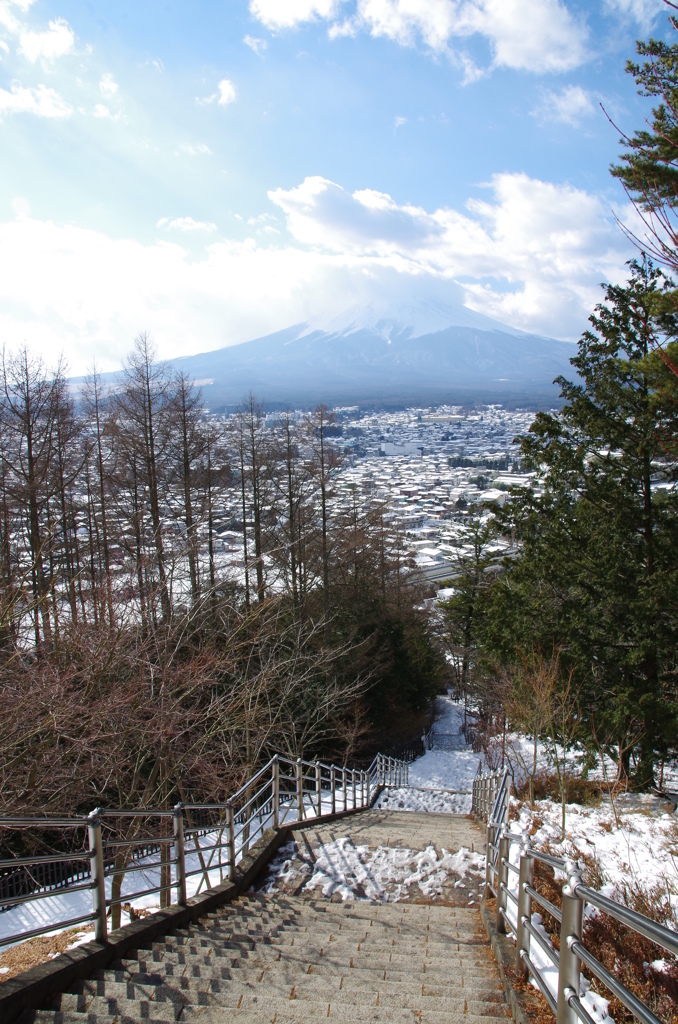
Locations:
69;973;505;1006
24;1009;506;1024
52;991;509;1024
99;958;499;988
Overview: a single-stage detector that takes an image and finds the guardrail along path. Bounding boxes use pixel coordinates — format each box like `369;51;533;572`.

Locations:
19;811;509;1024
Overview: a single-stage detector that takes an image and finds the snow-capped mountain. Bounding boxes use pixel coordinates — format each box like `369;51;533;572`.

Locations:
297;297;525;342
172;300;574;408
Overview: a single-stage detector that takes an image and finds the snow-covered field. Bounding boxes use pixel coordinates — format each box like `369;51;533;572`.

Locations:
500;796;678;1022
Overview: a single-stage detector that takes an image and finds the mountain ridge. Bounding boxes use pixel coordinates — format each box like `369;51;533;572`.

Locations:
170;301;574;409
70;300;575;410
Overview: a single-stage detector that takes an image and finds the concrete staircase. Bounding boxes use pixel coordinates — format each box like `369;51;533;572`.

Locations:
17;812;510;1024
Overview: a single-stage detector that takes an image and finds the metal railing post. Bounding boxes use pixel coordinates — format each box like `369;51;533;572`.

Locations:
352;769;357;809
557;869;584;1024
296;758;304;821
226;801;236;881
515;844;533;977
87;809;107;943
272;756;280;830
315;761;321;817
173;803;187;907
485;823;494;900
330;766;336;815
362;770;367;806
496;830;510;934
343;766;347;811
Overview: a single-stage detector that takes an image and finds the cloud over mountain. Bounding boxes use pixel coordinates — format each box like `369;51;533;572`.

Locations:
0;169;632;374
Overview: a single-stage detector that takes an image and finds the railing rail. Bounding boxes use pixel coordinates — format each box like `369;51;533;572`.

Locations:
0;748;411;952
478;769;678;1024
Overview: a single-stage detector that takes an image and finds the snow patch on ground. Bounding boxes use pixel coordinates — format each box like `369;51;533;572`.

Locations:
262;837;485;903
376;786;471;814
408;749;485;791
408;696;487;791
513;798;678;902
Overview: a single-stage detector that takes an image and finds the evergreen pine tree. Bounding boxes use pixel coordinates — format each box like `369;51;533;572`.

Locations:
487;262;678;786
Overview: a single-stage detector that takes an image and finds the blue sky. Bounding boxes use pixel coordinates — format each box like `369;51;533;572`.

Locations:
0;0;671;372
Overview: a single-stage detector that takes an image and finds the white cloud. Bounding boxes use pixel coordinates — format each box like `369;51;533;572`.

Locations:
99;72;118;99
249;0;344;29
18;16;74;62
243;34;267;55
476;0;587;73
603;0;664;30
269;173;630;337
220;77;238;103
532;84;595;126
269;176;444;252
394;114;407;128
0;80;71;118
0;173;632;374
176;142;213;156
198;77;237;106
0;0;33;37
217;78;236;104
157;216;218;232
251;0;588;73
93;103;123;121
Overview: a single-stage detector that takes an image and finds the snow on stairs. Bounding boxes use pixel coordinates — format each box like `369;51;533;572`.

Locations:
18;811;510;1024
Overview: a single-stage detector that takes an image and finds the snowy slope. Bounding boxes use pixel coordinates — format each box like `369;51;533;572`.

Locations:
299;297;526;341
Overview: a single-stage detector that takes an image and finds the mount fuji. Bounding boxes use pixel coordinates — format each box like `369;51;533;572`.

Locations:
171;297;575;409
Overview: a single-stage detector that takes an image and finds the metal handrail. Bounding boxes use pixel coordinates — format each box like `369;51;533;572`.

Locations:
524;883;562;924
571;940;663;1024
573;883;678;957
480;771;678;1024
0;817;88;827
0;747;409;951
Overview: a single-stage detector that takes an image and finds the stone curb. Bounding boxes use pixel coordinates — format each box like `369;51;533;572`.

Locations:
479;901;532;1024
0;800;372;1023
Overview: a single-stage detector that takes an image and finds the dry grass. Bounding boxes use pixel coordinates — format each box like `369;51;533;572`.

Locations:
584;880;678;1024
518;848;678;1024
513;771;602;807
0;925;93;984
